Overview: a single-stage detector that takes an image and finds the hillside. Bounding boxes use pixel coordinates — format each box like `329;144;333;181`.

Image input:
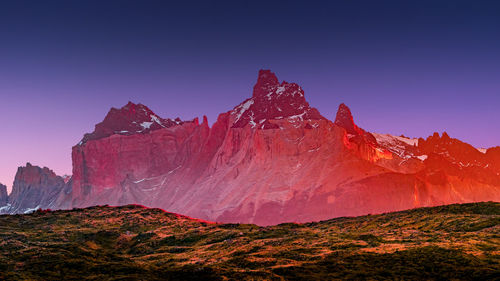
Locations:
0;202;499;280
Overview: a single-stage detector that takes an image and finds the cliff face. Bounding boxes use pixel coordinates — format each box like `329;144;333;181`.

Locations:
66;70;500;225
4;70;499;222
2;163;68;214
0;183;7;207
71;120;202;206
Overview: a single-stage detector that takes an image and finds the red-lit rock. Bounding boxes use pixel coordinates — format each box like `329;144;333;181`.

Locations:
65;70;500;225
64;70;499;224
335;103;362;135
80;102;188;144
8;70;499;224
232;69;325;129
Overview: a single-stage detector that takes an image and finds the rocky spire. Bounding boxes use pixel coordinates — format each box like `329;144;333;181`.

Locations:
0;183;7;206
335;103;362;135
252;70;280;98
231;69;324;128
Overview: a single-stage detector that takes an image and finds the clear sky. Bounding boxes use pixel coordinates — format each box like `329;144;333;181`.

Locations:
1;0;499;192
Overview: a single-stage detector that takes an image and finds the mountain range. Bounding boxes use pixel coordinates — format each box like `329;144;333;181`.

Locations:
1;70;499;225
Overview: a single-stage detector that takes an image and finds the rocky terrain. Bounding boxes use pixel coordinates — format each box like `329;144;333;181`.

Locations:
0;202;498;280
1;70;499;226
0;163;72;214
67;70;500;224
0;183;7;206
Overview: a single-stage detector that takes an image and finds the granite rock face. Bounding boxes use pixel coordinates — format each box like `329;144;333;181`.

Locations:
65;70;500;225
1;163;69;214
4;70;500;223
0;183;8;207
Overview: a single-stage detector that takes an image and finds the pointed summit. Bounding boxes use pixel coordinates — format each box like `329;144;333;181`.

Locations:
253;69;279;98
257;69;278;85
442;132;450;140
231;70;324;128
335;103;361;135
335;103;377;145
79;102;189;144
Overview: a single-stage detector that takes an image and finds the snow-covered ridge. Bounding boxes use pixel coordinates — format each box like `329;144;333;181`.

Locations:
124;113;181;134
150;115;166;127
233;99;254;123
137;113;174;131
78;102;189;145
373;133;418;147
264;84;303;100
372;132;426;161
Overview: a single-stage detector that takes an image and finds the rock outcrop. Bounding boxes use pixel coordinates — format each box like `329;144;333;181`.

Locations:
65;70;500;225
232;69;324;129
0;183;7;207
80;102;188;144
4;70;499;223
2;163;69;214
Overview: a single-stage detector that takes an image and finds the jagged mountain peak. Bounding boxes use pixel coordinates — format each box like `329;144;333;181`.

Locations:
15;163;60;184
79;102;189;145
231;69;324;129
7;69;498;225
253;69;279;96
334;103;361;135
422;132;460;148
2;163;69;214
414;132;500;179
334;103;378;147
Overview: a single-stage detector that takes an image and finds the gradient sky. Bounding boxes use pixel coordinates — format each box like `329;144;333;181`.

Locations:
1;0;499;193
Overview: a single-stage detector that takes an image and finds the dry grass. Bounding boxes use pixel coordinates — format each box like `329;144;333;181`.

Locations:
0;202;499;280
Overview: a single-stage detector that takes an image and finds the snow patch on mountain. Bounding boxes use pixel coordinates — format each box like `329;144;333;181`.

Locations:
233;99;254;123
477;148;487;154
374;133;418;147
140;121;153;130
373;133;425;160
288;112;306;121
23;205;40;214
416;155;428;161
150;115;165;127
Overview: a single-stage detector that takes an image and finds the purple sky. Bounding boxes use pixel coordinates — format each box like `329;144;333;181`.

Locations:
1;1;499;193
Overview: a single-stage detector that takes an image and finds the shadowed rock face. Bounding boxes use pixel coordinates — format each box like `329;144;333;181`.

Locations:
0;183;7;206
2;163;69;214
64;70;500;225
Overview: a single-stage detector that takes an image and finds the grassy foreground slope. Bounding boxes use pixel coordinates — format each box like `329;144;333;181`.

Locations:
0;202;499;280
